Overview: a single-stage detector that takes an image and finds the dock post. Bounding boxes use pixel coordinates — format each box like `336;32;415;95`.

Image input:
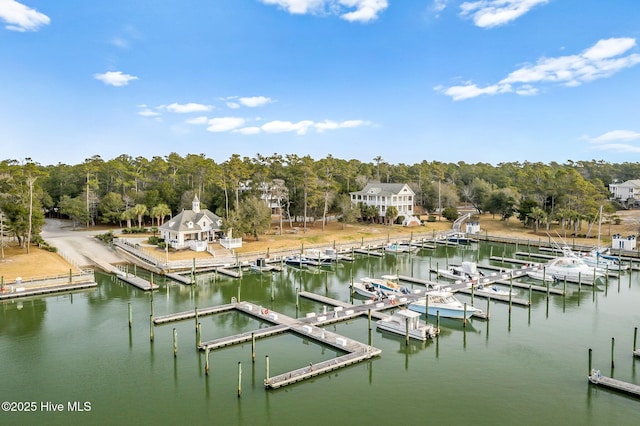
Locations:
436;262;439;279
197;322;202;347
149;314;154;342
436;311;440;332
486;298;490;319
528;285;532;306
237;362;242;398
368;309;372;332
251;333;256;362
563;275;567;295
463;303;467;327
205;347;210;375
593;269;597;288
546;278;550;298
634;327;638;353
69;268;72;283
195;307;199;331
509;273;513;313
271;279;275;301
471;283;474;305
150;299;154;318
265;355;270;385
542;266;546;284
296;288;299;309
128;302;132;328
238;283;241;302
405;317;410;346
1;276;3;292
588;348;592;375
611;337;615;370
173;328;177;357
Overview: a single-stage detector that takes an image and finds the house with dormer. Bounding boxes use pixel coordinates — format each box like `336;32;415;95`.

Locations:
349;183;419;225
159;195;223;251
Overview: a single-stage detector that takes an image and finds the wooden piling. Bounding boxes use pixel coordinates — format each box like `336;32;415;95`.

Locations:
128;302;132;328
265;355;270;384
195;307;199;331
197;322;202;347
251;332;256;362
486;298;490;319
634;327;638;352
611;337;615;370
205;347;210;375
405;317;409;346
588;348;592;375
149;314;154;342
368;309;372;331
237;362;242;398
173;328;177;357
463;303;467;327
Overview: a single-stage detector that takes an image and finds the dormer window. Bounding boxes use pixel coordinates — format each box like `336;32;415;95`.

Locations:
187;221;194;229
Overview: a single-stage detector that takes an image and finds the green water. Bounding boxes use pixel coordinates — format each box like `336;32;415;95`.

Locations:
1;243;639;425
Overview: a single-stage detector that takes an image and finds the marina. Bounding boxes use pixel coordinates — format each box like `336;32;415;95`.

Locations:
1;239;639;425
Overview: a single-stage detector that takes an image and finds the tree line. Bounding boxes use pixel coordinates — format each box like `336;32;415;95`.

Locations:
1;154;638;247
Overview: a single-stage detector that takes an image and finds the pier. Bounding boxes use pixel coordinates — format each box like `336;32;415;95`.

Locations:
0;281;97;300
588;370;640;398
153;304;236;324
115;272;159;291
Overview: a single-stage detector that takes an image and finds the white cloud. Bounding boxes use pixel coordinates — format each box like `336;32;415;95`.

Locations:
238;96;273;107
94;71;138;87
260;0;387;23
185;116;208;124
138;109;161;117
226;102;241;109
207;117;245;132
165;102;212;113
0;0;50;32
591;130;640;143
315;119;370;132
234;127;262;135
261;120;315;135
438;37;640;100
460;0;548;28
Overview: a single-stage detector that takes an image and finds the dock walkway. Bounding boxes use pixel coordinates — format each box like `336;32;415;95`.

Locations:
115;273;159;291
588;370;640;398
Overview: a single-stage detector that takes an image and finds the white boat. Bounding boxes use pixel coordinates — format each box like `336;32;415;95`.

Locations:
352;281;387;300
471;283;511;297
526;256;605;284
383;242;418;253
408;291;479;319
375;309;438;341
438;261;484;282
361;276;411;295
571;247;628;271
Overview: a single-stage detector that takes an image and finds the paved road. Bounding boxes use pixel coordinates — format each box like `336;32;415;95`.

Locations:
41;219;127;268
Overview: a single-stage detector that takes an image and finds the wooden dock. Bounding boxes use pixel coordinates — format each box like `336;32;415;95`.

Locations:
165;272;193;285
0;281;97;300
352;247;384;257
115;272;159;291
216;267;242;278
153;304;236;325
588;370;640;398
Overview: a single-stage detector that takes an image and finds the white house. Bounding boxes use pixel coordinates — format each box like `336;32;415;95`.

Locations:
159;196;223;251
609;179;640;205
350;183;417;224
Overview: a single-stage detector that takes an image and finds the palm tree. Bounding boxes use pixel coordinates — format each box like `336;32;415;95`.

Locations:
373;156;383;181
131;204;148;228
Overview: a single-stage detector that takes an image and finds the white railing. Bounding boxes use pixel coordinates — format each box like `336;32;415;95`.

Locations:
220;237;243;249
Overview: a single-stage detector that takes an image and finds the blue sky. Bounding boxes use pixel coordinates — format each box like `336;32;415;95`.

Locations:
2;0;640;166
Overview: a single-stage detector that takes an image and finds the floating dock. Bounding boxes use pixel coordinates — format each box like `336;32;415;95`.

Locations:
588;370;640;398
115;273;159;291
165;272;193;285
0;282;97;300
153;303;236;325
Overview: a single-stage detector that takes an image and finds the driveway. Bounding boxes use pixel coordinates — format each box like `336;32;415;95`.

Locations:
41;219;127;268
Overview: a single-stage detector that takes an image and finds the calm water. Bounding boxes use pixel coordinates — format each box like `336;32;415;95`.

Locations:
1;243;639;425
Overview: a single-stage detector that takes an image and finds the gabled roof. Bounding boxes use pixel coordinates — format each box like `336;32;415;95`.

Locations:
159;208;222;232
610;179;640;188
349;183;415;197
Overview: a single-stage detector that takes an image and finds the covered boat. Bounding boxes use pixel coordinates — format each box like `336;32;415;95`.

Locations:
375;309;438;341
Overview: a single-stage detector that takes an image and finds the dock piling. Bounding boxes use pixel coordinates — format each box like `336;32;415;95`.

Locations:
149;314;154;342
634;327;638;353
588;348;592;375
237;362;242;398
173;328;177;357
252;332;256;362
611;337;615;370
265;355;270;385
197;322;202;347
205;347;210;375
128;302;132;328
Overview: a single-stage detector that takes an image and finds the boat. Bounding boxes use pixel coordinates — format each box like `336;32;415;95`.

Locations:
352;281;387;300
471;283;511;297
375;309;438;341
570;247;628;271
407;291;479;319
383;242;418;253
438;261;484;282
303;248;335;265
526;256;605;284
361;276;411;294
284;254;310;267
446;232;476;244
